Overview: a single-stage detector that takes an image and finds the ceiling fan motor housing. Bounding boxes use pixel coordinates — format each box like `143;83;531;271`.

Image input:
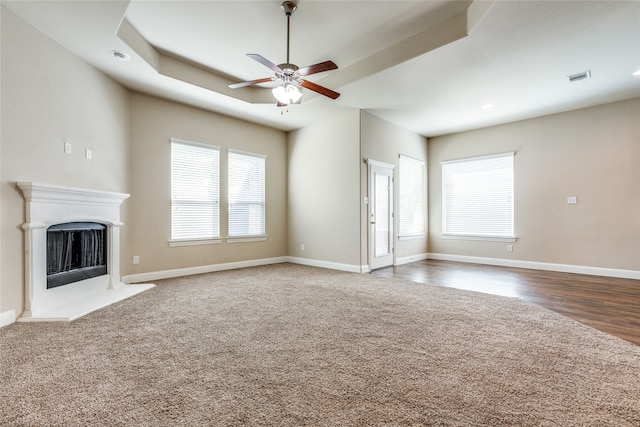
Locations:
277;63;299;77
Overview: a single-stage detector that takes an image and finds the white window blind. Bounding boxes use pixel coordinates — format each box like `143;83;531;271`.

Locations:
170;139;220;241
442;152;514;238
399;155;425;237
228;150;265;237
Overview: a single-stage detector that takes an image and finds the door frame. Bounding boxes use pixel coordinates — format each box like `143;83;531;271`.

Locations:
367;159;395;270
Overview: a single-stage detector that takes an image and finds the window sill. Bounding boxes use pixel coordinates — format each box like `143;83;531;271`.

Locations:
226;235;268;244
441;234;517;243
169;238;222;247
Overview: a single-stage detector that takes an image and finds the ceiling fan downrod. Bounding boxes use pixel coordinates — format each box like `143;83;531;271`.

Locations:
281;1;297;67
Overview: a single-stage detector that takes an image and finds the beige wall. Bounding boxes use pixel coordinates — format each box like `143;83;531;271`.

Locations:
126;93;287;276
2;4;637;321
0;8;131;315
428;98;640;271
360;112;428;267
287;110;361;268
287;110;428;271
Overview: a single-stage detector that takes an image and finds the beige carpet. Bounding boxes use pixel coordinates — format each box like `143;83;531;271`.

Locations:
1;263;639;426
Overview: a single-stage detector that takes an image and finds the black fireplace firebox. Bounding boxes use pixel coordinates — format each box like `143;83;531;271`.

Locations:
46;222;108;289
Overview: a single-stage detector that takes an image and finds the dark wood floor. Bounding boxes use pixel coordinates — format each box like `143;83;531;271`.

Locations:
370;259;640;346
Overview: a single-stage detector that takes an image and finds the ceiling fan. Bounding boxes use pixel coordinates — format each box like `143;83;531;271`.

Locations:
228;1;340;107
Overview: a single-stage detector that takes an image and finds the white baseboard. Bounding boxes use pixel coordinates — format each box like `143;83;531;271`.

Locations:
0;310;16;328
122;256;289;283
122;256;367;283
427;253;640;280
123;252;639;284
286;256;363;273
396;253;429;267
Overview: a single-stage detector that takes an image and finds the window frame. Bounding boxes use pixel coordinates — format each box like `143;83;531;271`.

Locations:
441;152;516;242
169;138;221;247
398;154;426;240
227;149;267;243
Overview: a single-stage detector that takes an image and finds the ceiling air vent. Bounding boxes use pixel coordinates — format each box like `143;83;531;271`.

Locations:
567;70;591;83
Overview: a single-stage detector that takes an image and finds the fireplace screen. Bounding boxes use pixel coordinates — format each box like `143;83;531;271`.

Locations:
46;222;108;289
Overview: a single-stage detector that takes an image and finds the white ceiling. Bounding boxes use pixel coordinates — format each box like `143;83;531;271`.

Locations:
3;0;640;137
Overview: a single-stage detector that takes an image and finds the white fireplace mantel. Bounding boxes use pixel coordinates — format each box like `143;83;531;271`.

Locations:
17;182;154;321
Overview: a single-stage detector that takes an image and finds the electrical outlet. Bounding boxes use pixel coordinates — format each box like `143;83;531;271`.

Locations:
567;196;577;204
301;244;305;251
133;255;140;265
507;244;513;252
85;148;92;160
64;142;72;154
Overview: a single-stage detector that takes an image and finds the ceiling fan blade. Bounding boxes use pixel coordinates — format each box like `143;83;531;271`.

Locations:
228;77;275;89
247;54;283;73
299;80;340;100
297;60;338;77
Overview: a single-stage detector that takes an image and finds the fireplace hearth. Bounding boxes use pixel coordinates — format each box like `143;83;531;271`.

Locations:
17;182;154;321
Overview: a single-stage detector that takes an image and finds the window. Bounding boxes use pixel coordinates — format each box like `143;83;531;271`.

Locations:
228;150;266;238
398;155;425;238
442;152;514;240
170;139;220;243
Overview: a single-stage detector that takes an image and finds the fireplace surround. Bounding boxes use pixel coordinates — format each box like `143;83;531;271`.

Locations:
17;182;154;321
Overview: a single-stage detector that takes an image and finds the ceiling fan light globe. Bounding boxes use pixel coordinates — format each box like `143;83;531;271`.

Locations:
272;85;289;105
287;84;302;103
273;84;302;105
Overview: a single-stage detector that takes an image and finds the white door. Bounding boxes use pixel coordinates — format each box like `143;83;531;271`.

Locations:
368;160;394;270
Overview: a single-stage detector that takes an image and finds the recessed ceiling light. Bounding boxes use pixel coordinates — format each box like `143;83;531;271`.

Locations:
482;103;494;110
633;69;640;76
112;51;130;61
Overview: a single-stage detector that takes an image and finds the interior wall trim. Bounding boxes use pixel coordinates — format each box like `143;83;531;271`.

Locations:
286;257;362;273
122;257;289;283
427;253;640;280
0;310;16;328
124;253;639;285
122;256;363;284
396;253;429;267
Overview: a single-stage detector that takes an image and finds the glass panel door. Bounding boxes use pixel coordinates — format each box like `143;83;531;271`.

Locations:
369;161;394;270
